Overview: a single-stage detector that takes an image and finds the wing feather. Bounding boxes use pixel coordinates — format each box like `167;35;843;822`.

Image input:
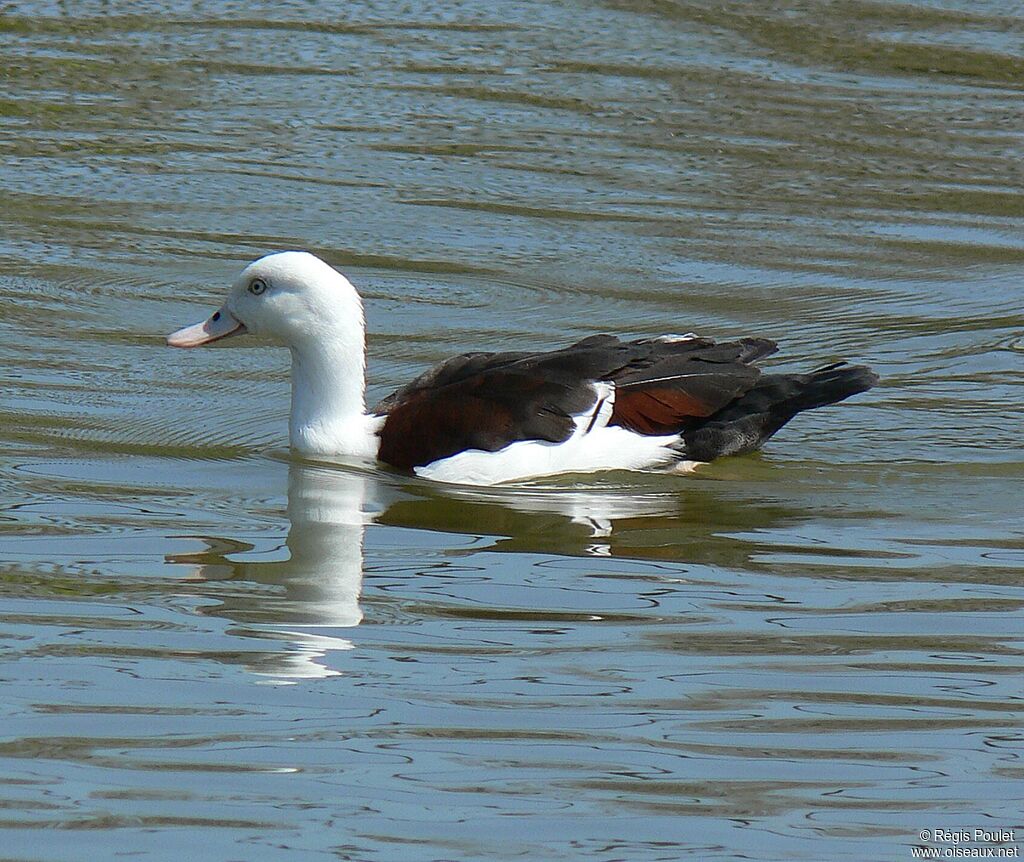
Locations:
375;333;778;470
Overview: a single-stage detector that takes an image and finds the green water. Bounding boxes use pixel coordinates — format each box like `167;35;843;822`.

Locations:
1;2;1022;860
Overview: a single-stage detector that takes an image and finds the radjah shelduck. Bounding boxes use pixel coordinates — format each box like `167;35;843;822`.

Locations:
168;251;877;486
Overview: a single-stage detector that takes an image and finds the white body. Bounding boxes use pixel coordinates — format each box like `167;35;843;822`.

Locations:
168;252;689;486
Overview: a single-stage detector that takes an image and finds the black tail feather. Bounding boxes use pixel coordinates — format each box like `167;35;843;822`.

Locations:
681;363;878;462
776;363;879;415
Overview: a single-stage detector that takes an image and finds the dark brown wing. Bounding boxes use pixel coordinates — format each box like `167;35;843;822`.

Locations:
376;370;593;470
371;351;522;416
375;334;777;470
375;336;623;470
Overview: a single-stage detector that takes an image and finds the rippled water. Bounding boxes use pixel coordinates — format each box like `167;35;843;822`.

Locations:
2;2;1023;859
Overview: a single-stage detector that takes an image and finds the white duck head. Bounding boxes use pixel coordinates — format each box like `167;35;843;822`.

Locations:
167;251;380;459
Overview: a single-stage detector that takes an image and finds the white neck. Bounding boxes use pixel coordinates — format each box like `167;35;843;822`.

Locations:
288;323;379;460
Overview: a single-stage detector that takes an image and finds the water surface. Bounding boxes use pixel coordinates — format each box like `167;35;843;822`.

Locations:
2;2;1023;860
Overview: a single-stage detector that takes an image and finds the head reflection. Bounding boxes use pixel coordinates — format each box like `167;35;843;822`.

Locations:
169;462;372;680
181;463;370;627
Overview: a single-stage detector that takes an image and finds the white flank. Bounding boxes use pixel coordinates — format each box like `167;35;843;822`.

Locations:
652;332;700;343
414;383;680;486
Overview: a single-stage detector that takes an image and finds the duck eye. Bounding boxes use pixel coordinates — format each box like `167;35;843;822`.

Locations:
248;278;268;296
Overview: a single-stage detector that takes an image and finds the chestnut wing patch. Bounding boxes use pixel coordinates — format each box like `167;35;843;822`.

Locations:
611;368;759;434
609;338;776;435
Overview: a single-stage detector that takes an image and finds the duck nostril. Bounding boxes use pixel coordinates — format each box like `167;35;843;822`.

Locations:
212;312;221;322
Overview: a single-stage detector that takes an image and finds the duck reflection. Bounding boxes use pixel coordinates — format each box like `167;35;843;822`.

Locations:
170;459;802;678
